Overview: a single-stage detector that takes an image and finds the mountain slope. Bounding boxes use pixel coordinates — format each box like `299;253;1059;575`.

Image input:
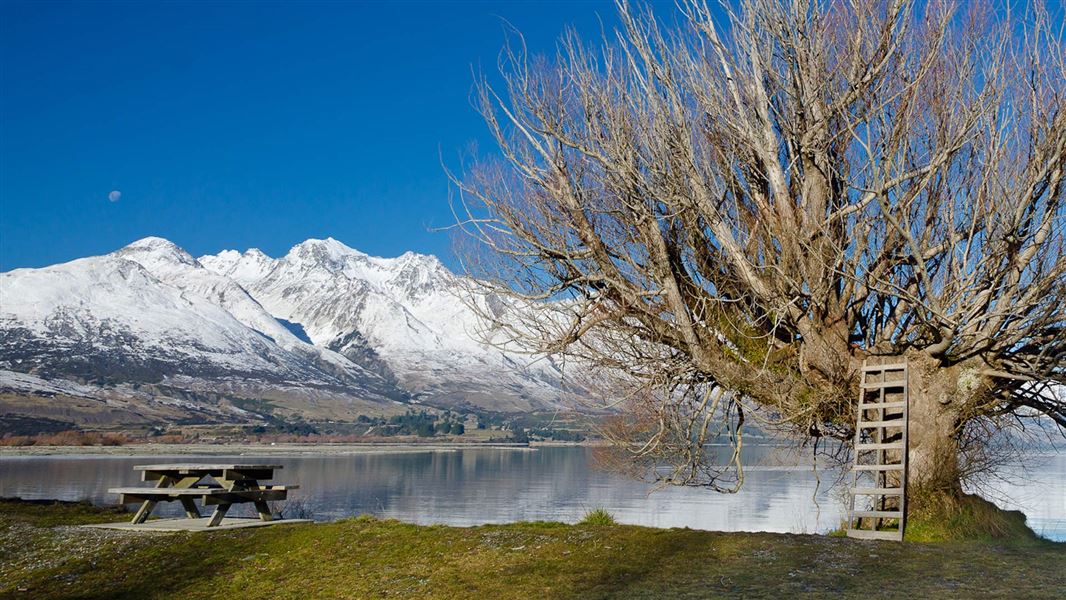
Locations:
113;237;396;397
201;238;574;412
0;236;576;427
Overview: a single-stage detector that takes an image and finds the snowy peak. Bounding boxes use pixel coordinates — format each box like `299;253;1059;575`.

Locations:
200;240;454;299
285;238;370;275
288;240;452;295
293;237;365;259
114;236;201;273
121;236;192;255
199;249;242;271
387;252;452;300
199;247;277;287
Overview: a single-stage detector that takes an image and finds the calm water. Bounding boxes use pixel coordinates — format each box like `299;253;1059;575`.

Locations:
1;446;1063;540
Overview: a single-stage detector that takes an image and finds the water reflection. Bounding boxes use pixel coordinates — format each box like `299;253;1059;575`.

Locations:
1;446;1062;540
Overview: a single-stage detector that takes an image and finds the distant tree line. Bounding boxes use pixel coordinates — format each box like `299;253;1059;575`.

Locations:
380;411;465;437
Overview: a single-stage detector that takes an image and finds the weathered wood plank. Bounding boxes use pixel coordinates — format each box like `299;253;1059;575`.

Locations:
207;503;231;527
134;464;283;471
860;363;908;372
857;420;905;428
855;442;904;451
852;487;904;495
223;468;275;481
852;464;903;471
202;490;290;505
860;381;907;389
253;500;273;522
112;485;295;502
847;529;903;541
131;500;157;524
852;510;903;518
110;487;218;497
858;401;906;410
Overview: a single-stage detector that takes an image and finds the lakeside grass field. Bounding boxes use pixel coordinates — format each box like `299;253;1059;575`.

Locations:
1;498;1063;599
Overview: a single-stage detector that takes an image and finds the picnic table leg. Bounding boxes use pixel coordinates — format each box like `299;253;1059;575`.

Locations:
253;500;273;522
207;502;231;527
130;472;176;524
131;500;157;524
179;497;202;519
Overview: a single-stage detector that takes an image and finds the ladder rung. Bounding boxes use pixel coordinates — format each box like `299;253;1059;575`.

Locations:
853;464;903;471
852;510;902;519
858;420;905;428
860;381;906;389
859;401;906;410
847;529;903;541
852;487;904;495
861;363;907;372
856;442;904;451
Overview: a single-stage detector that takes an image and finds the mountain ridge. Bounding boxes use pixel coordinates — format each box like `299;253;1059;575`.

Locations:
0;236;576;429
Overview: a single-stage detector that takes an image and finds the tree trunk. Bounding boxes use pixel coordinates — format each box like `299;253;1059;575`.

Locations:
902;351;979;502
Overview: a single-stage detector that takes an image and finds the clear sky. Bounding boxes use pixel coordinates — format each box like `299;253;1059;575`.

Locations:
0;0;632;270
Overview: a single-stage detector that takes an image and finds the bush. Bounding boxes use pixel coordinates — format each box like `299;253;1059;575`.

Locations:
271;498;315;520
0;430;128;447
579;508;617;526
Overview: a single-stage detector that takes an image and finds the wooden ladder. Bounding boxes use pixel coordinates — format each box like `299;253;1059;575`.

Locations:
847;359;909;541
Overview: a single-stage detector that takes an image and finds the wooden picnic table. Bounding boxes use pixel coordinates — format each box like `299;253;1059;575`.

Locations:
109;463;297;527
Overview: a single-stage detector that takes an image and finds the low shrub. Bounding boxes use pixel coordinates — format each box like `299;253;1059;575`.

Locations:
579;507;617;526
0;430;127;447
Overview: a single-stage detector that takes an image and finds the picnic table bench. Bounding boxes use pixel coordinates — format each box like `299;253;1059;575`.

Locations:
108;464;297;527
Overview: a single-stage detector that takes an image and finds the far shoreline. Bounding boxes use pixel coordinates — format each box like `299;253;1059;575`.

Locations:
0;440;608;457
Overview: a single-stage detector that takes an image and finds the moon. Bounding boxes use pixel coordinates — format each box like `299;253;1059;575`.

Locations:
108;190;121;202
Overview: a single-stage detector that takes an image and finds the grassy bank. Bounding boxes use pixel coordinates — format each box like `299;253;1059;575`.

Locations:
1;499;1062;599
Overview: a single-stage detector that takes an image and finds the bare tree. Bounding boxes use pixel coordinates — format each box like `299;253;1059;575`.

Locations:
450;0;1065;504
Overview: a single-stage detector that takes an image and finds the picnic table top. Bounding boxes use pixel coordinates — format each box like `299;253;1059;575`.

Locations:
132;464;283;471
109;487;223;496
109;485;297;495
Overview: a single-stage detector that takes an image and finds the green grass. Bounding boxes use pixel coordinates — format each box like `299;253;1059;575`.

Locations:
1;498;1063;599
0;498;130;527
904;493;1042;544
579;508;616;526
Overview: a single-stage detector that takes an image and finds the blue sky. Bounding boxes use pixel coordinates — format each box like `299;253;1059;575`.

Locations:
0;0;631;270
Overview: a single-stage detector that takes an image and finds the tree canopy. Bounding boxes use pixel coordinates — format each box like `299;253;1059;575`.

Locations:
451;0;1065;494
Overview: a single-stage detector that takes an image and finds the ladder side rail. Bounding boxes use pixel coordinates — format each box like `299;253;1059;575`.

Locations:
900;364;910;540
848;361;867;531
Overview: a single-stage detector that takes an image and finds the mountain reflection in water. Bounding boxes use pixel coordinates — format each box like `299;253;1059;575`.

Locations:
1;446;1062;540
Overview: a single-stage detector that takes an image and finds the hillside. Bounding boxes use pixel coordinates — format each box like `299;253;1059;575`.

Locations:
0;237;579;431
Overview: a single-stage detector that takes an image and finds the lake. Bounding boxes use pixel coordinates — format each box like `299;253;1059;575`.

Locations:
2;445;1063;540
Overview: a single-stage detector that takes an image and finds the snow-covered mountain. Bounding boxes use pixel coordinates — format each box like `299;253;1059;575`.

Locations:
0;237;574;426
199;237;572;412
